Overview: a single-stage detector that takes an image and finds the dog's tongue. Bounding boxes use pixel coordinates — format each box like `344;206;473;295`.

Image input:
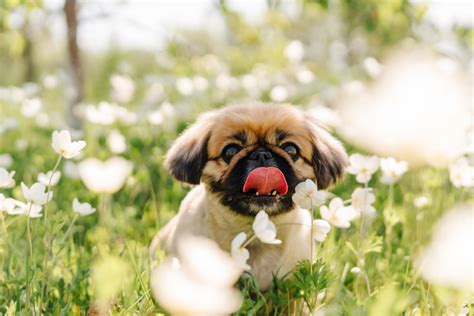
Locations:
243;167;288;195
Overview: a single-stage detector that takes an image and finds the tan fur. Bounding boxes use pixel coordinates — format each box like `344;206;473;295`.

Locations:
152;102;347;290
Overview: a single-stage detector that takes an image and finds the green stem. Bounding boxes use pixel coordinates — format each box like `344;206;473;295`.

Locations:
25;203;33;313
44;156;62;224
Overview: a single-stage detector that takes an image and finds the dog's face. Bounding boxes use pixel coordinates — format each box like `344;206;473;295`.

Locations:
165;103;347;216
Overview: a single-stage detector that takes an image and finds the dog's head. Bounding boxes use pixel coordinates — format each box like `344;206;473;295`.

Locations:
165;103;347;216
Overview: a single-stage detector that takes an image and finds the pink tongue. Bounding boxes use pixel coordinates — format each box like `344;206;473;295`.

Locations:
243;167;288;195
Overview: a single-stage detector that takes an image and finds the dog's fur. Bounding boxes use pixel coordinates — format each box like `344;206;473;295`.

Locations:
150;102;347;290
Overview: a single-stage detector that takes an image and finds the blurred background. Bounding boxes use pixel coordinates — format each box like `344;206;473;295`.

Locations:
0;0;473;314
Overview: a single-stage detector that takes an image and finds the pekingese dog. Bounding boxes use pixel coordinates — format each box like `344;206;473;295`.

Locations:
150;102;347;290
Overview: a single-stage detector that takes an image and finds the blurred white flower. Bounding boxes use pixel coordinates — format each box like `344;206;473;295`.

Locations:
21;98;42;117
380;157;408;185
338;48;472;167
415;204;474;292
84;102;116;125
143;82;164;104
231;232;251;271
313;219;331;242
175;77;194;96
42;74;58;89
292;179;325;209
177;236;243;288
350;266;362;274
78;157;133;194
152;254;242;316
296;67;315;84
215;73;239;91
347;154;379;183
414;196;429;209
307;104;341;129
110;74;135;103
63;161;80;179
9;201;43;218
0;153;13;168
252;210;281;245
270;85;288;102
72;198;96;216
192;76;209;92
37;170;61;187
320;198;359;228
284;40;304;63
0;194;16;213
351;187;376;218
363;57;383;77
0;168;15;188
449;157;474;188
21;182;52;205
107;130;127;154
148;102;176;126
15;139;28;151
51;130;86;159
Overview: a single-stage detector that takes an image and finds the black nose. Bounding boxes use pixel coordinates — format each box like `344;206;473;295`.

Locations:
249;148;273;163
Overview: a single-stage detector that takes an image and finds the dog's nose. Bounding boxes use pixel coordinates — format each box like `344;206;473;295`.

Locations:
249;148;273;163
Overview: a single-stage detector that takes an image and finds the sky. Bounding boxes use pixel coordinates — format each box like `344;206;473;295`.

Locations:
41;0;473;52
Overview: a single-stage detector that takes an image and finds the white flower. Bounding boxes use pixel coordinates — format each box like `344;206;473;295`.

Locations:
37;170;61;187
21;182;52;205
0;153;13;168
350;267;362;274
414;196;429;208
9;201;43;218
296;67;315;84
63;161;79;179
231;232;251;271
284;40;304;63
148;102;176;126
0;194;16;213
415;204;473;292
320;198;359;228
252;210;282;245
449;157;474;188
347;154;379;183
0;168;15;188
313;219;331;242
175;77;194;96
379;157;408;185
72;198;96;216
51;130;86;159
270;85;288;102
110;74;135;103
107;130;127;154
363;57;383;77
21;98;42;117
78;157;133;194
351;188;376;218
292;179;326;209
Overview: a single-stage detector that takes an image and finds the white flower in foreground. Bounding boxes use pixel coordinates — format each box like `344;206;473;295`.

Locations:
313;219;331;242
380;157;408;185
78;157;133;194
21;182;52;205
231;232;251;271
284;40;304;63
0;194;16;213
415;204;474;292
0;168;15;188
52;130;86;159
152;237;243;316
252;210;282;245
270;85;288;102
0;153;13;168
72;198;96;216
351;188;376;218
9;201;43;218
449;157;474;188
347;154;379;183
292;179;326;209
320;198;359;228
37;170;61;187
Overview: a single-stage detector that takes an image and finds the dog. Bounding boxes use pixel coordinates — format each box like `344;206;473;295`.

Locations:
150;102;347;290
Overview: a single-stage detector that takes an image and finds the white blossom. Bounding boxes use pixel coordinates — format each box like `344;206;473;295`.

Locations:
320;198;359;228
252;210;281;245
380;157;408;185
292;179;325;209
37;170;61;187
0;168;15;188
51;130;86;159
21;182;52;205
347;154;379;184
231;232;251;271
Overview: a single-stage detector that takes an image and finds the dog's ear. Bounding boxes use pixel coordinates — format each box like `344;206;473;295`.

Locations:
305;114;348;189
164;112;215;184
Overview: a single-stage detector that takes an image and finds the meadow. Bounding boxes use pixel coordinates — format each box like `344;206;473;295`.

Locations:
0;1;473;315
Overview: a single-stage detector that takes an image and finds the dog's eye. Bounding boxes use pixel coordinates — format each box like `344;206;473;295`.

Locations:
282;143;299;160
222;144;241;163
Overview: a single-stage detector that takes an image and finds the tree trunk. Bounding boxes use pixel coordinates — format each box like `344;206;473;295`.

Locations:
64;0;83;129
